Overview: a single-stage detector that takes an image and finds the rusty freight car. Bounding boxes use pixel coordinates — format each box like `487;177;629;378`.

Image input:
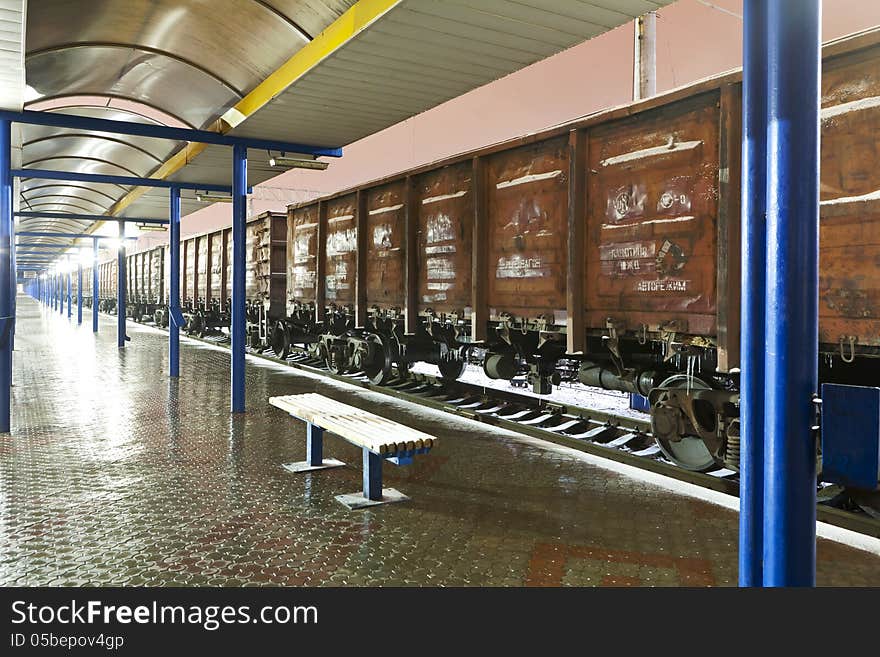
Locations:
88;28;880;474
148;212;286;339
273;28;880;471
124;246;164;322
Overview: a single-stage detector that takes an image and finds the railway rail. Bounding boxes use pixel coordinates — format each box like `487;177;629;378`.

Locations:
123;313;880;540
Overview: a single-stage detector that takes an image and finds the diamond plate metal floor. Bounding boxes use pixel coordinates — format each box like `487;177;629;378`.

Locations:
3;296;880;586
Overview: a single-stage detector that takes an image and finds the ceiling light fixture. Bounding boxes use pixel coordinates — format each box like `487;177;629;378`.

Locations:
268;154;329;171
137;223;167;232
195;191;233;203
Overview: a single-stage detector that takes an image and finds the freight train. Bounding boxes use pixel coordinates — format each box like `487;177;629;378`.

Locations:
80;28;880;476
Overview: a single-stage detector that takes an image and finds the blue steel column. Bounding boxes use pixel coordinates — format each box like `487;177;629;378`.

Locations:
0;119;12;432
763;0;821;587
92;238;98;332
740;0;768;586
59;269;63;314
77;260;82;325
231;144;247;413
9;224;14;350
169;187;180;378
67;265;71;319
117;219;126;347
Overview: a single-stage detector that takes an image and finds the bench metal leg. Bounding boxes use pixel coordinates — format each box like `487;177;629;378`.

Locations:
307;423;323;467
363;448;383;501
335;449;410;510
281;421;345;474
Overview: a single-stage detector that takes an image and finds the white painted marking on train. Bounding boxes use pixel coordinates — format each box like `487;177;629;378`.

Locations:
601;216;695;229
495;170;563;189
295;222;318;230
328;214;354;223
821;95;880;120
600;140;703;167
368;203;404;215
421;190;468;204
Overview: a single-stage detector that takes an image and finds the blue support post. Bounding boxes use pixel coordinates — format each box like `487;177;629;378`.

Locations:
362;449;383;501
0;118;11;433
9;224;14;350
169;187;180;378
231;144;247;413
763;0;821;587
67;266;72;319
59;271;63;314
307;423;324;467
77;261;82;325
92;238;98;333
117;219;126;348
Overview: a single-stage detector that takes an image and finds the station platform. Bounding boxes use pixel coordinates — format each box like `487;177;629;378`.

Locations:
3;295;879;587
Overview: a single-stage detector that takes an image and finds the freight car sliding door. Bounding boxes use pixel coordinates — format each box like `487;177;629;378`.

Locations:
415;162;474;317
323;195;357;308
585;92;721;340
486;137;569;324
365;183;406;311
288;204;318;314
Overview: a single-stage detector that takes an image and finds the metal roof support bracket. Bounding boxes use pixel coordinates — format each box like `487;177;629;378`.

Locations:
11;168;249;194
0;109;343;158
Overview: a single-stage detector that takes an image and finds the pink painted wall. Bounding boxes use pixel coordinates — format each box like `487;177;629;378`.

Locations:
156;0;880;244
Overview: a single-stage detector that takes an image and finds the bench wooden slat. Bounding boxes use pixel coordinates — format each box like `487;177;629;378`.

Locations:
269;393;436;455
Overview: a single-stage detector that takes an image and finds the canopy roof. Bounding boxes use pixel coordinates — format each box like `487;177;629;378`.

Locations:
11;0;670;256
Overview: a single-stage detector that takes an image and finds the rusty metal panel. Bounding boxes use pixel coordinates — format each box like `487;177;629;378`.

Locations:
208;232;223;302
126;253;135;299
324;194;357;307
819;45;880;349
365;181;406;310
196;234;208;301
245;212;287;317
486;136;569;323
163;245;171;306
415;162;473;315
106;260;117;297
183;238;195;303
288;204;318;312
585;92;721;337
246;216;266;301
150;248;164;304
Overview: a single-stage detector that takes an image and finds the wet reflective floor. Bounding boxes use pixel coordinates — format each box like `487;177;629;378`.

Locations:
3;296;880;586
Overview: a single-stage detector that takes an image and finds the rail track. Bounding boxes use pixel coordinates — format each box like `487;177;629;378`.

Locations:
127;316;880;539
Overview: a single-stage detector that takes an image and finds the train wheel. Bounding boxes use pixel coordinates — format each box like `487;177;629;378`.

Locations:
651;374;717;472
187;314;202;336
362;334;393;385
438;354;465;381
271;323;290;359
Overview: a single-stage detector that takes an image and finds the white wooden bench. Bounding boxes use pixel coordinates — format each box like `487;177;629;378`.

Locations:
269;393;437;508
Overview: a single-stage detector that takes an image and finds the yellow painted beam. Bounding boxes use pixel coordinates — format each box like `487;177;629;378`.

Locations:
102;0;402;223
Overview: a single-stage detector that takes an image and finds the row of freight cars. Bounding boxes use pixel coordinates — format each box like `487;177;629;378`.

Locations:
79;28;880;476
